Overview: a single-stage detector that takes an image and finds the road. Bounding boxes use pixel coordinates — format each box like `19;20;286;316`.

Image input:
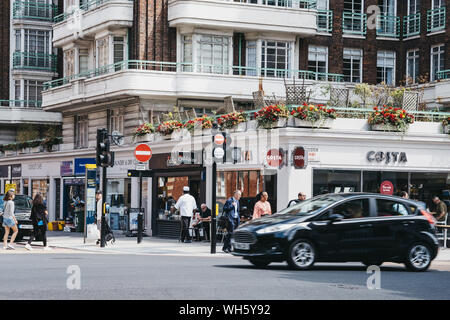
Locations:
1;250;449;300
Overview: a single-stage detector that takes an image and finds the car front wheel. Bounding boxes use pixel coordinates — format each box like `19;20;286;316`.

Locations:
287;239;316;270
404;243;432;272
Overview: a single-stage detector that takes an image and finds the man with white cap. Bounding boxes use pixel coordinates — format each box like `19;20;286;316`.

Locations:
173;186;197;243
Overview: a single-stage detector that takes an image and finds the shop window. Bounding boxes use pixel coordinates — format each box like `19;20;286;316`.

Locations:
410;172;450;209
313;169;361;196
363;171;408;195
333;199;370;219
376;199;409;216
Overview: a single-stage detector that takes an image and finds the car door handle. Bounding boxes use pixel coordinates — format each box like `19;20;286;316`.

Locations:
359;223;373;228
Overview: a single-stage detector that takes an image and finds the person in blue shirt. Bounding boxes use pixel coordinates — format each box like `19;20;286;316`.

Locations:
222;190;242;253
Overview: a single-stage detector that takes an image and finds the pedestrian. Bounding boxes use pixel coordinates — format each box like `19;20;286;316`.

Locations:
222;190;241;253
2;190;18;250
252;191;272;219
431;196;448;222
193;204;212;241
95;190;103;244
287;192;306;207
25;193;51;251
173;186;197;243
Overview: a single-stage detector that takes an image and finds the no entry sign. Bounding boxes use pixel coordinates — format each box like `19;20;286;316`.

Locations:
134;144;152;163
266;149;284;167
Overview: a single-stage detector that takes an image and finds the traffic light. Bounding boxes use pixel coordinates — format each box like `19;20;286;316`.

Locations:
96;128;114;167
212;132;227;163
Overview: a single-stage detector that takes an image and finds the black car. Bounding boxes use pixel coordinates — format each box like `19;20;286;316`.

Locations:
231;193;439;272
0;194;34;240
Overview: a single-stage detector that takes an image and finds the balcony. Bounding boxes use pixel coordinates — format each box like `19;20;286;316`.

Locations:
168;0;318;36
342;12;367;35
0;100;62;124
376;15;400;38
427;7;446;33
13;52;57;73
403;13;420;38
42;60;344;111
317;10;332;33
12;1;57;22
52;0;133;47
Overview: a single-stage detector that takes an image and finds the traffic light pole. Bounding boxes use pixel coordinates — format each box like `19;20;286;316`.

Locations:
137;171;143;244
100;165;107;248
210;161;217;254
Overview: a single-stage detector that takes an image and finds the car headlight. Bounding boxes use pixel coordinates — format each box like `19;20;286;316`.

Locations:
256;224;296;234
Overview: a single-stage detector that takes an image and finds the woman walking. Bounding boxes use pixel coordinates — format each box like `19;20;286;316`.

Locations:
25;193;51;251
252;191;272;220
2;190;18;250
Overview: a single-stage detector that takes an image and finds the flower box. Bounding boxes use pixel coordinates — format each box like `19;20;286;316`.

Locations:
370;124;404;132
135;133;155;143
246;120;258;131
4;150;17;157
294;118;333;129
19;147;30;154
259;118;287;129
444;125;450;134
233;122;247;132
31;146;43;153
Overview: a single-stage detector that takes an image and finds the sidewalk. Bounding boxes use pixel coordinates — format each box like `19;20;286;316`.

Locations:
44;231;450;261
45;231;232;257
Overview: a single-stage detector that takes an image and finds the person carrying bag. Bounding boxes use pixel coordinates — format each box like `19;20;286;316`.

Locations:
25;193;51;251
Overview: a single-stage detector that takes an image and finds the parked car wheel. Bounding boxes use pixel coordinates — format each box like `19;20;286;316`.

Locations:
362;261;383;267
287;239;316;270
404;243;432;272
248;259;271;268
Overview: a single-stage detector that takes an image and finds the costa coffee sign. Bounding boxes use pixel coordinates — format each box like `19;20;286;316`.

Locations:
292;147;307;169
266;149;284;168
367;151;407;164
380;180;394;195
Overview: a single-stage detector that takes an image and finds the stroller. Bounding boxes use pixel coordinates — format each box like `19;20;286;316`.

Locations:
96;220;116;246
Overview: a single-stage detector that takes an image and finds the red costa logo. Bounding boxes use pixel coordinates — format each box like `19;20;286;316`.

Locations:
266;149;283;167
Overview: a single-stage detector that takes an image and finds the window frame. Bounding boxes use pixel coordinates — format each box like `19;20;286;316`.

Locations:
376;50;396;85
406;48;419;84
343;48;363;83
430;44;445;81
308;45;328;80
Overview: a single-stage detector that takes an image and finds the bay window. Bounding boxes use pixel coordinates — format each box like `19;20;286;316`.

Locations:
197;35;230;74
261;41;291;78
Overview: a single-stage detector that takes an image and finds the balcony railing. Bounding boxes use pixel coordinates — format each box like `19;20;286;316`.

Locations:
376;15;400;38
343;12;367;35
317;10;332;32
54;0;133;23
13;0;57;21
437;70;450;80
13;52;57;72
427;7;446;32
258;0;316;8
0;100;42;108
43;60;344;90
403;13;421;37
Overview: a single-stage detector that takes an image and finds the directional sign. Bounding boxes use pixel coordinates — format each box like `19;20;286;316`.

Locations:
134;144;152;163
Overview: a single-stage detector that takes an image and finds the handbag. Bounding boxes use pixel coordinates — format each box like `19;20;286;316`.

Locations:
37;220;44;226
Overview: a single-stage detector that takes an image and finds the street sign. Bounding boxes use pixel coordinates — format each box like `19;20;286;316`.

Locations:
136;163;146;171
214;133;225;145
266;149;284;167
293;147;306;169
134;144;152;163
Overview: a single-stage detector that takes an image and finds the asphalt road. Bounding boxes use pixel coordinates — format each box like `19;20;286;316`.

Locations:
0;253;449;300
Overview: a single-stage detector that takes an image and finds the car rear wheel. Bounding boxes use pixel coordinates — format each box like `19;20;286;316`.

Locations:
404;243;432;272
248;259;271;268
287;239;316;270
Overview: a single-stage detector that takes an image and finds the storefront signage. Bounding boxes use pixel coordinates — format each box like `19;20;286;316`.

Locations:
167;151;203;166
292;147;307;169
11;164;21;178
74;158;96;175
61;161;73;176
214;133;225;145
367;151;407;164
380;180;394;195
214;147;225;159
307;148;320;162
266;149;284;168
5;184;16;193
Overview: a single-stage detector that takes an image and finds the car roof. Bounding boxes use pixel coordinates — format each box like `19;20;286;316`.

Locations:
323;192;424;206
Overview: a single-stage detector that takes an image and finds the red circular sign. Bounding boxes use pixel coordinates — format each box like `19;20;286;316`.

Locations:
266;149;283;167
293;147;306;169
380;181;394;195
134;144;152;162
214;134;225;145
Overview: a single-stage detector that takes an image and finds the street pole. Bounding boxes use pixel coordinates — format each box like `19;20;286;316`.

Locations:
210;161;217;254
100;165;107;248
137;171;143;244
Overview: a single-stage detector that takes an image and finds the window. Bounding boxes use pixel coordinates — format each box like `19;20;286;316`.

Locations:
376;199;409;216
430;44;444;81
24;80;44;103
197;35;229;74
406;49;419;84
313;170;361;196
343;48;362;83
343;0;365;34
181;35;193;72
79;49;89;74
433;0;445;9
333;199;370;219
246;40;257;76
379;0;396;15
308;45;328;80
23;29;51;54
15;30;21;51
344;0;363;12
377;51;395;85
64;49;75;77
408;0;420;14
378;0;397;36
109;109;124;134
261;41;291;78
113;36;125;71
75;115;89;149
14;80;21;102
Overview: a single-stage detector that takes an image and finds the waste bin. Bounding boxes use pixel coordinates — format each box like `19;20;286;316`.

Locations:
75;212;84;233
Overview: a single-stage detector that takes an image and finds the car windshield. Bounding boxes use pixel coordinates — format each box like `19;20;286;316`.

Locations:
276;194;345;216
0;195;32;211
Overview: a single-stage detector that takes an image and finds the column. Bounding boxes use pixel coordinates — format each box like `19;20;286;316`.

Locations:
48;178;56;221
146;177;152;235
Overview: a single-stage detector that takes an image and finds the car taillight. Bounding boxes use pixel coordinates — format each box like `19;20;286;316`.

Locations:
420;209;436;226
